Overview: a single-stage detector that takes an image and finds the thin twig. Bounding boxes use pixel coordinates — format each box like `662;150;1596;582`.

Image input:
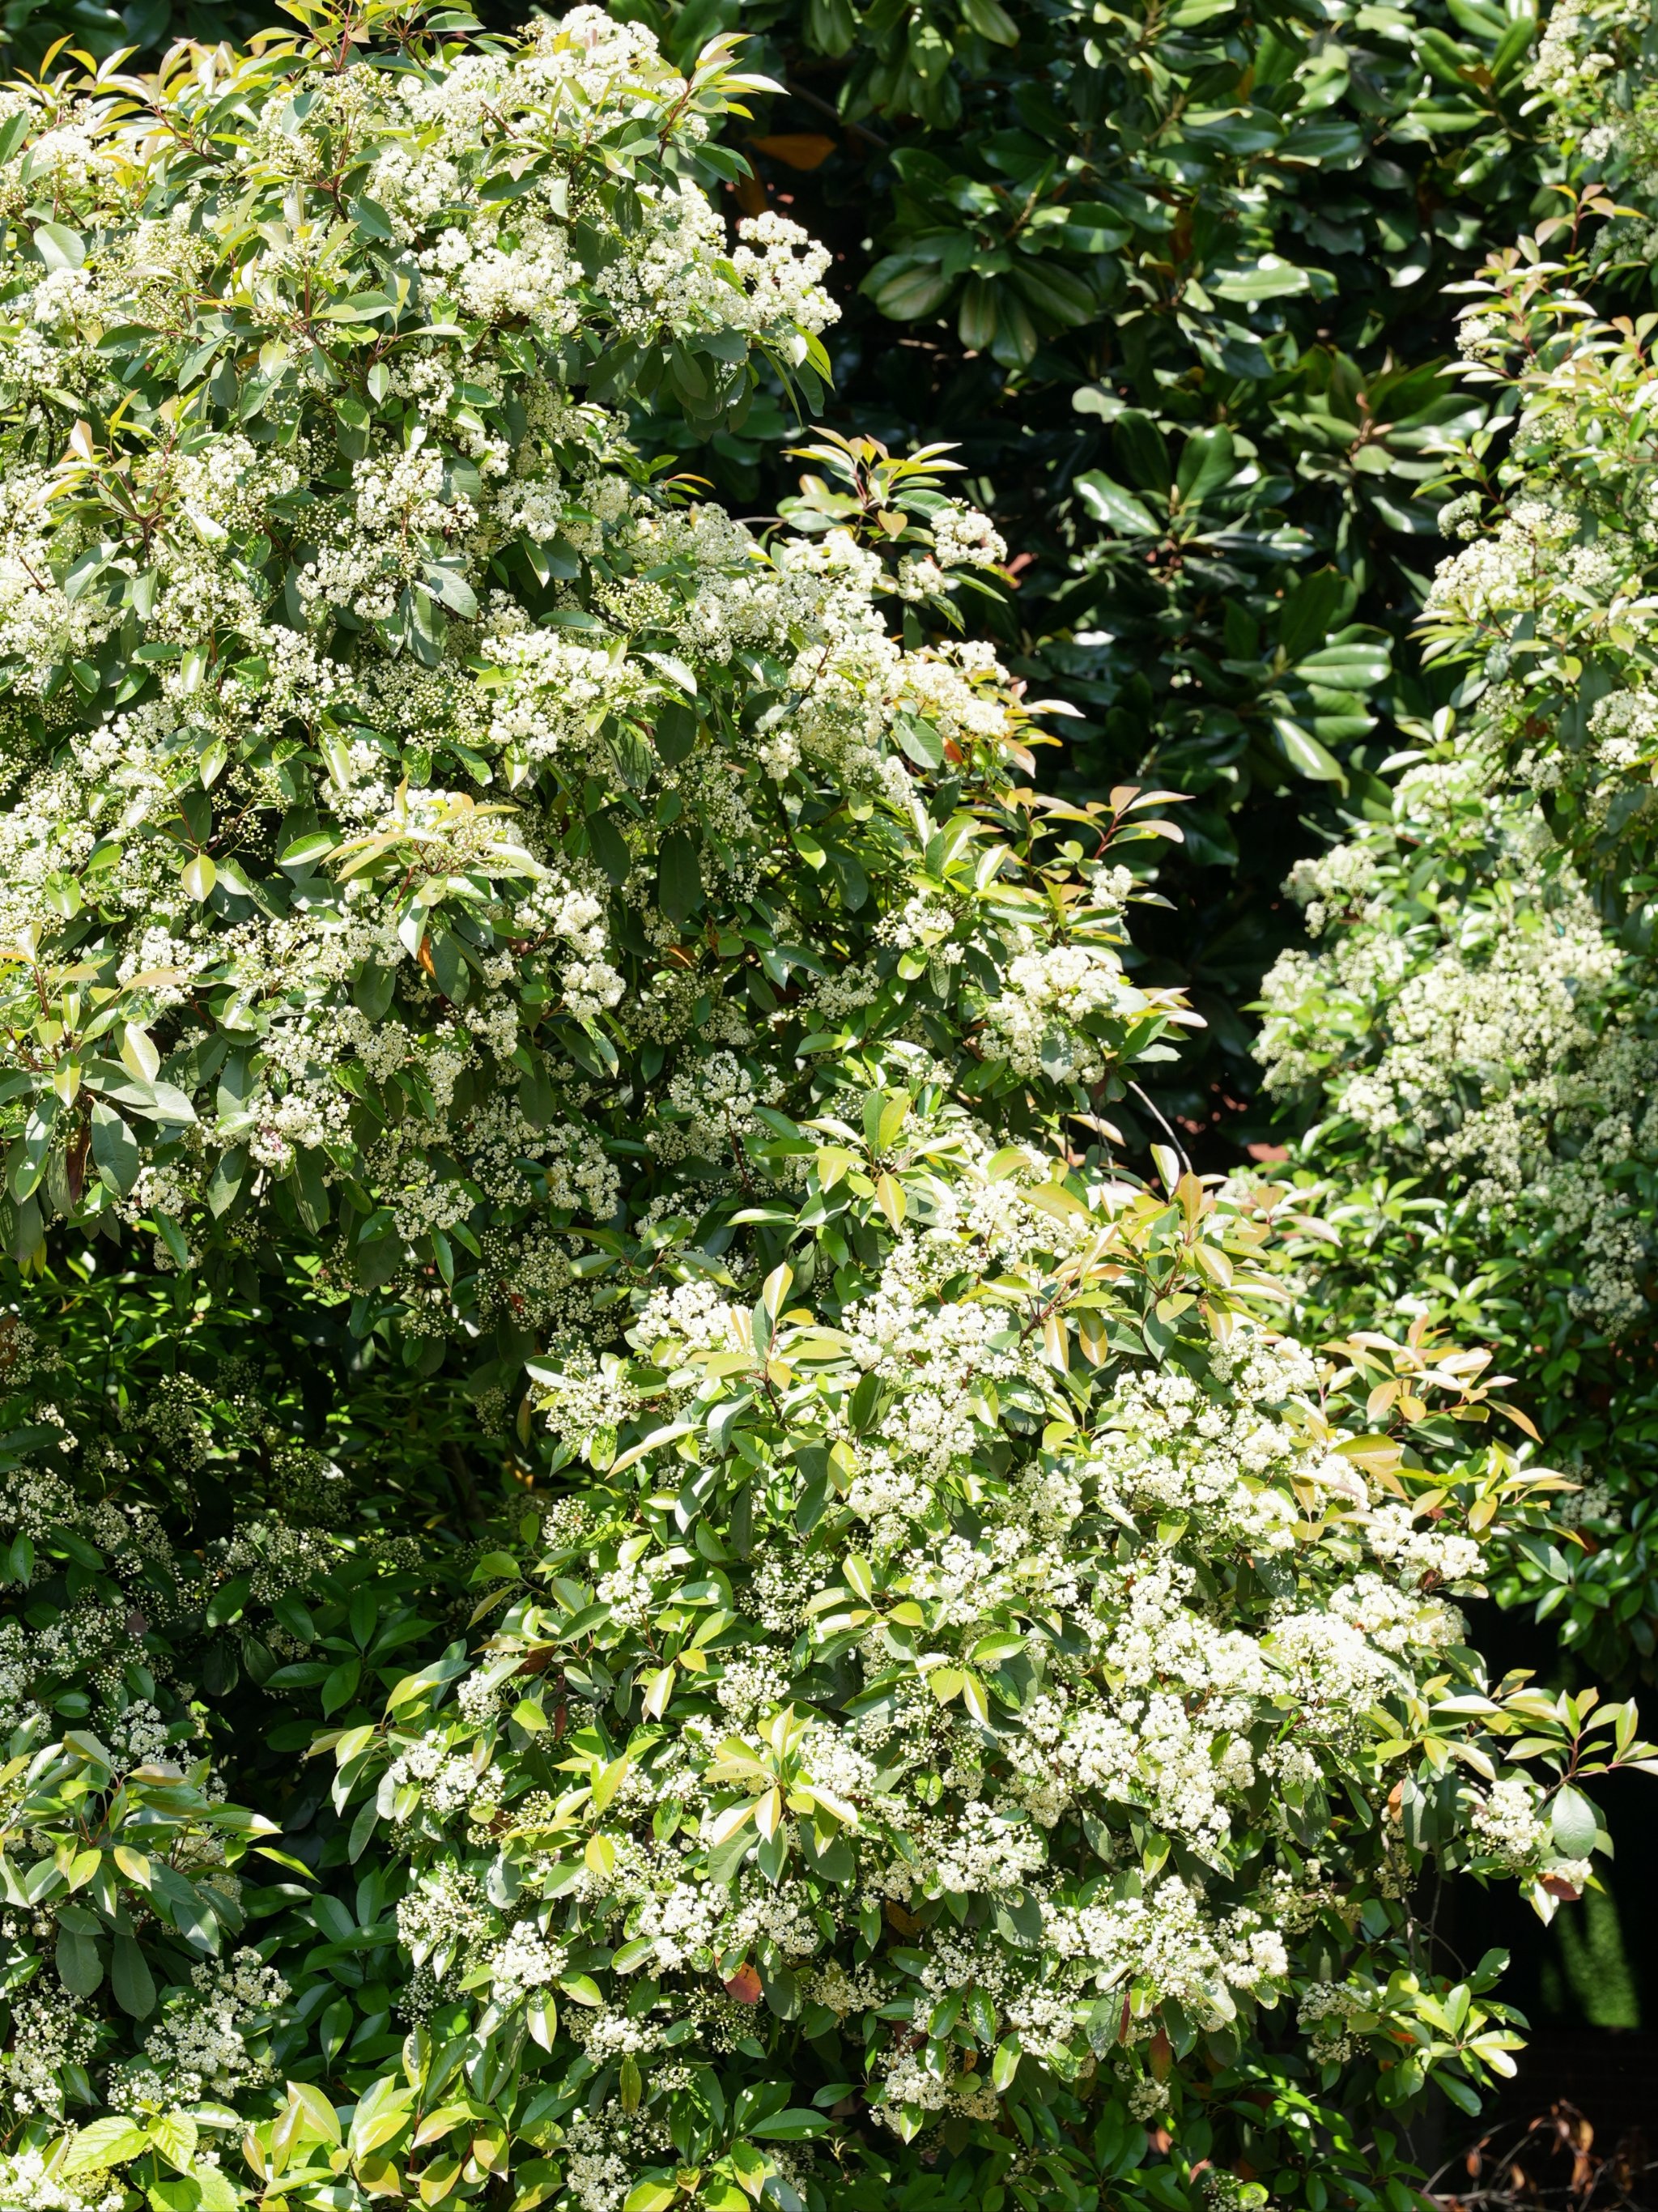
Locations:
1125;1079;1193;1176
781;77;891;151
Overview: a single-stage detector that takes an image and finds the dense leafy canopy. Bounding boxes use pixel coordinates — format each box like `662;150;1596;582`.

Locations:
0;0;1621;1151
15;0;1588;1139
0;10;1647;2212
593;0;1591;1137
1253;1;1658;1683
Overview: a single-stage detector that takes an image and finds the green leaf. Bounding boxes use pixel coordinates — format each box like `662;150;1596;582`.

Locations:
587;810;631;886
348;1797;380;1865
657;828;703;925
747;2108;828;2139
1008;259;1097;327
318;291;401;322
864;256;955;321
346;2074;418;2159
623;2183;678;2212
112;1932;157;2017
62;2116;150;2174
182;853;217;902
894;714;943;768
654;699;698;765
350;194;397;242
1114;410;1171;494
55;1921;103;1994
1209;254;1312;301
150;2109;200;2175
1551;1785;1599;1860
525;1989;559;2050
1299;638;1391;687
1278;569;1354;661
1075;472;1160;536
958;276;998;353
204;1572;252;1627
426;924;470;1002
90;1100;140;1197
1057;205;1133;253
1438;2069;1482;2115
423;565;478;619
1175;425;1237;508
34;221;86;270
1271;718;1346;782
285;2081;343;2146
147;2179;202;2211
278;831;337;870
960;0;1018;37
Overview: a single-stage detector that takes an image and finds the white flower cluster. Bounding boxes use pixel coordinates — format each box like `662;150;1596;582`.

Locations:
1;1983;96;2116
1470;1778;1553;1870
1258;756;1658;1335
0;6;1128;1333
0;2145;122;2212
983;937;1179;1087
113;1950;289;2109
321;1128;1557;2189
1526;0;1641;114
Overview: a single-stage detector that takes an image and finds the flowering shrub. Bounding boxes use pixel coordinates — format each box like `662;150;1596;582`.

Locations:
0;6;1167;1329
3;0;1649;1188
642;0;1646;1151
1259;781;1654;1346
0;0;1636;1162
0;7;1649;2212
1254;745;1658;1671
304;1158;1647;2212
1249;0;1658;1678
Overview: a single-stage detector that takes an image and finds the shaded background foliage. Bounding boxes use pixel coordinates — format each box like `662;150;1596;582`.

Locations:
586;0;1558;1151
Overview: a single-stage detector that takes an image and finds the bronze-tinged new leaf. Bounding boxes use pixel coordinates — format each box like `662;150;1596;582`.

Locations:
724;1963;763;2004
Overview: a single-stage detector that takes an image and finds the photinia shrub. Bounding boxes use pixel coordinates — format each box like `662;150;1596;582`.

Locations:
593;0;1621;1145
0;7;1648;2211
1249;5;1658;1679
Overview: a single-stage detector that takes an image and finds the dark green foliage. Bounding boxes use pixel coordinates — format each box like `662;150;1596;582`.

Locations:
0;0;269;70
591;0;1564;1142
